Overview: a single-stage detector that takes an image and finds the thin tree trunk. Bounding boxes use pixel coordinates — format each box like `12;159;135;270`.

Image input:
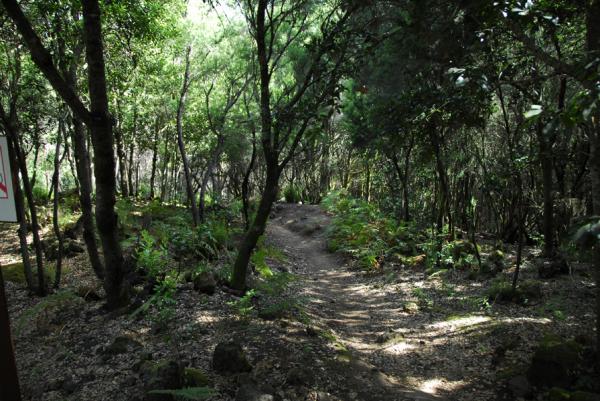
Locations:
199;136;225;222
149;119;159;199
176;45;199;226
70;118;104;280
242;131;257;230
537;120;555;257
4;127;34;291
127;137;135;197
231;166;280;290
5;124;46;295
52;120;65;289
29;140;40;189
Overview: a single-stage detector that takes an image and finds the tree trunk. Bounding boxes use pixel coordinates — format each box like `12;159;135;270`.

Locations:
586;0;600;362
127;137;135;197
81;0;125;308
114;119;128;197
231;166;280;290
52;120;65;289
149;119;159;199
70;117;104;280
176;45;199;226
199;136;225;222
537;120;555;257
0;264;21;401
430;128;449;232
6;126;46;295
242;131;257;230
4;128;34;291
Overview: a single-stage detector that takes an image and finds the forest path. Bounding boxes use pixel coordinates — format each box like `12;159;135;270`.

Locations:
265;203;441;401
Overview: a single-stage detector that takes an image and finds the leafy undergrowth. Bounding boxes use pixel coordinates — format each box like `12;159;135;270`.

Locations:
320;192;599;400
3;199;598;401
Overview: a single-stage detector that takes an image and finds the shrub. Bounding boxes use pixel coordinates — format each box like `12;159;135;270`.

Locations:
32;185;50;205
283;185;302;203
323;192;419;271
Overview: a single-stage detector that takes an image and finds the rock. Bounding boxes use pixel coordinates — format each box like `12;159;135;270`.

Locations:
527;337;583;388
235;383;275;401
212;341;252;374
403;302;419;314
63;216;84;239
305;326;319;337
133;353;154;372
537;257;570;278
140;359;182;401
507;375;532;399
61;377;79;394
65;239;85;254
193;271;217;295
43;238;85;260
105;335;142;355
286;367;311;386
183;367;211;387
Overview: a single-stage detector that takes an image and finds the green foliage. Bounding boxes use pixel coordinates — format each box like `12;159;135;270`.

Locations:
229;272;298;318
323;191;419;270
250;236;286;278
137;230;169;277
15;290;80;335
132;230;177;327
147;387;215;400
412;287;433;309
487;278;542;305
31;185;50;205
283;185;302;203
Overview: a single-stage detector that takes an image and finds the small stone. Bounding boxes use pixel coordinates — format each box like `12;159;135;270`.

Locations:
212;341;252;374
193;271;217;295
507;375;532;398
140;359;182;401
305;326;319;337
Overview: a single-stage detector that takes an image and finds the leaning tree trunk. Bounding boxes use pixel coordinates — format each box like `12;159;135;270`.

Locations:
176;45;199;226
231;166;280;290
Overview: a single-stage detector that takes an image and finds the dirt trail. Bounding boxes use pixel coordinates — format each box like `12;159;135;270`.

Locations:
266;204;440;401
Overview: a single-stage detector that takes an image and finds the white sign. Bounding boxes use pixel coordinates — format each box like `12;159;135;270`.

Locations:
0;136;17;222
